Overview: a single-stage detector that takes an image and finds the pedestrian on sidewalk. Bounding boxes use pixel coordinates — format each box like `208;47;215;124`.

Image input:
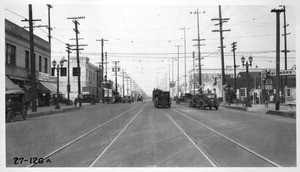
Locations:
265;94;269;108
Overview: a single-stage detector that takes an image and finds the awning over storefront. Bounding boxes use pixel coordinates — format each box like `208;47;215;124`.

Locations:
6;76;23;91
39;81;62;94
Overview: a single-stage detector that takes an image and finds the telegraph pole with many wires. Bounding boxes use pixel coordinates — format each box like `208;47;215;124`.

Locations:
179;27;189;95
67;16;86;106
46;4;52;61
212;5;231;103
191;9;205;92
231;42;237;94
22;4;48;112
192;52;195;94
96;38;108;103
112;61;120;94
271;8;285;111
280;5;290;95
122;69;125;97
66;44;72;99
175;45;182;98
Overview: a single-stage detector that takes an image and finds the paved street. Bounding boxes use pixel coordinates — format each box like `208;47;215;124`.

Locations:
6;100;296;167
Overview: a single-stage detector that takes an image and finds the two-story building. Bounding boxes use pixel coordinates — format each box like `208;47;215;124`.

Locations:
5;19;56;107
51;56;102;101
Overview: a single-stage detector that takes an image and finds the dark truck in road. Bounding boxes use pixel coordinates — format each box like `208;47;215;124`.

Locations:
189;93;219;110
152;89;171;108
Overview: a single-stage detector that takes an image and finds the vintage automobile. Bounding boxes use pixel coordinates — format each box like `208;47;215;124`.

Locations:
6;90;28;123
74;94;97;105
123;96;132;103
137;95;143;102
189;93;202;108
153;89;171;108
197;93;219;110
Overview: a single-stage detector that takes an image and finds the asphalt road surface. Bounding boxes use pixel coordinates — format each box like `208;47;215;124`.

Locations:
6;100;296;167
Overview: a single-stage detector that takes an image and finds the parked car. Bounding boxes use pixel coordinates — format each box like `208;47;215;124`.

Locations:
123;96;132;103
189;93;202;108
137;96;143;102
197;93;219;110
74;94;97;105
6;90;28;123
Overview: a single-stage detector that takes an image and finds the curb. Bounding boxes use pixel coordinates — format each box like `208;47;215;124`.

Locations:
29;106;80;118
221;105;247;111
221;105;296;119
266;110;296;119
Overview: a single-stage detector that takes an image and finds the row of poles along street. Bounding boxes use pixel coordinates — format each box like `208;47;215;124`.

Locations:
22;4;143;111
168;5;290;110
23;5;290;111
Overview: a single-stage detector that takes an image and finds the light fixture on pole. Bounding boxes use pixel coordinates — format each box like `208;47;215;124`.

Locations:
52;58;66;109
241;55;253;107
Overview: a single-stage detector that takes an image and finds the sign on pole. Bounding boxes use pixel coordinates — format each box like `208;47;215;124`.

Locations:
270;69;296;76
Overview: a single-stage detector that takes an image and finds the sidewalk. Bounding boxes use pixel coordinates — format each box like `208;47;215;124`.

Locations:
221;103;296;118
28;104;81;118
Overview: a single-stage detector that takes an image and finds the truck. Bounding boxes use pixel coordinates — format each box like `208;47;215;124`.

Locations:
152;88;171;108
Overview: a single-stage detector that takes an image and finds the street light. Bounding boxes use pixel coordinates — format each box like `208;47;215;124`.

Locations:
241;55;253;107
52;58;66;109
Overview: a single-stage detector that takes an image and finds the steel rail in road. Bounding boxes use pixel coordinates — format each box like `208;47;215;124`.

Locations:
28;103;144;167
87;101;148;167
164;111;219;167
171;108;281;167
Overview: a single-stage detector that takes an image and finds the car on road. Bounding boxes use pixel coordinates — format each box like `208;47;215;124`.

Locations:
137;95;143;102
6;89;28;123
153;89;171;108
197;93;219;110
75;94;97;105
123;96;132;103
189;93;202;108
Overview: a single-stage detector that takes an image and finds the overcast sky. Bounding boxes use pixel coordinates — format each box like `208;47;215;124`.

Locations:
3;0;298;96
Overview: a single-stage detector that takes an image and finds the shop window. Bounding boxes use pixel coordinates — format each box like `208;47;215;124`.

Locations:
6;43;16;65
61;67;67;76
73;67;80;76
44;57;48;73
39;56;42;72
25;50;30;69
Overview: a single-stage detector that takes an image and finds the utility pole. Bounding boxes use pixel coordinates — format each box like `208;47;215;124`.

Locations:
21;5;44;112
122;69;125;97
280;5;290;96
191;9;205;92
169;64;171;92
112;61;120;95
105;52;109;103
175;45;182;98
231;42;237;93
192;52;195;94
271;8;284;111
96;38;108;103
179;27;189;95
46;4;52;62
126;75;129;96
212;5;231;103
66;44;71;99
67;16;85;106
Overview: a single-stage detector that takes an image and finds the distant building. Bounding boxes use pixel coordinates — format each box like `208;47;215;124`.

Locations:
51;56;102;101
5;19;54;107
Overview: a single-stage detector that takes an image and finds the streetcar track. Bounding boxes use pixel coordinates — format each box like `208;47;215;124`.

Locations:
171;107;281;167
164;111;219;167
87;102;148;167
29;103;144;167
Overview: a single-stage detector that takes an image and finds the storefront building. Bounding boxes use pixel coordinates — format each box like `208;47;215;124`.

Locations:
5;19;55;107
